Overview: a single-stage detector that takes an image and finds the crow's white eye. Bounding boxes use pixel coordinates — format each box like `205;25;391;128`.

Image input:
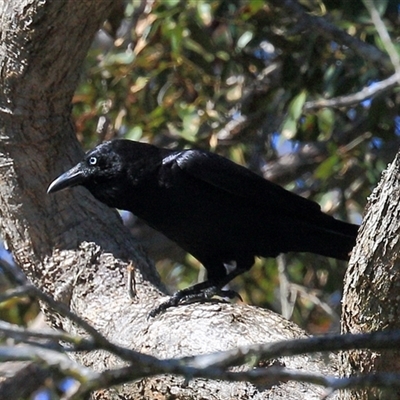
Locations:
88;156;97;166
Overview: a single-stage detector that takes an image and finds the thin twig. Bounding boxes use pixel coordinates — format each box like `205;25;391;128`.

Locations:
0;345;98;382
72;360;400;400
277;254;296;320
0;258;157;366
0;320;94;349
268;0;391;69
182;330;400;370
363;0;400;79
304;71;400;110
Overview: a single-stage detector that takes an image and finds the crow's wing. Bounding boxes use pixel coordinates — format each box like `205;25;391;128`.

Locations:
162;149;322;217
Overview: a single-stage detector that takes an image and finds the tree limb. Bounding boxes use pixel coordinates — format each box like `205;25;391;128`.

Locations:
268;0;391;69
304;71;400;111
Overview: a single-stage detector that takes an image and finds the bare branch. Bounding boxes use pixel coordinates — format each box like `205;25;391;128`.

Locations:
268;0;391;69
363;0;400;78
0;320;94;350
71;362;400;400
0;345;98;382
0;257;157;366
183;330;400;370
5;241;400;398
4;260;400;398
304;72;400;110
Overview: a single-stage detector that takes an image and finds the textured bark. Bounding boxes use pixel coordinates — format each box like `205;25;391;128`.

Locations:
0;1;334;398
341;154;400;399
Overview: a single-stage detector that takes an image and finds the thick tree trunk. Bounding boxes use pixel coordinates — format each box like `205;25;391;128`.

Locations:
341;153;400;399
0;0;162;331
0;1;334;398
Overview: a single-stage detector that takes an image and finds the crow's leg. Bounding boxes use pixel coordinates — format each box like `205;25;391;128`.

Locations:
148;268;245;318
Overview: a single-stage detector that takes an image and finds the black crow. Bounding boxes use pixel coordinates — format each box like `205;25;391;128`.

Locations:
48;140;359;316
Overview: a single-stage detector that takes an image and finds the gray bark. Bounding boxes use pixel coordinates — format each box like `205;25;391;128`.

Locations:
341;154;400;399
0;1;334;398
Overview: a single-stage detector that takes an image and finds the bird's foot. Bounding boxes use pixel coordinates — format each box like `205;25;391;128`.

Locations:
148;283;241;318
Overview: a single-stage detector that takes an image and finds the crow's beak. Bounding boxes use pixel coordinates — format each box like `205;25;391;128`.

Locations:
47;163;85;194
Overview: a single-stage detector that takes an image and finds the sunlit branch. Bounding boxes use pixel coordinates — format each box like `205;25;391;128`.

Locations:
304;72;400;110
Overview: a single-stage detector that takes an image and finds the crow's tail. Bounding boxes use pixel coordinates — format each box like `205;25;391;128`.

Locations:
299;217;359;261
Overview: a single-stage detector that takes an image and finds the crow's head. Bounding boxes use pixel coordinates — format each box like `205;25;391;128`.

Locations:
47;141;125;207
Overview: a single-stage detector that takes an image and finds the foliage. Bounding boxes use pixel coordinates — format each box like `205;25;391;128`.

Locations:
71;0;400;332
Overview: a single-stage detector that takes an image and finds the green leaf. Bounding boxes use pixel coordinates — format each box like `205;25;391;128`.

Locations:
164;0;181;8
317;108;335;138
237;31;253;49
289;91;307;120
125;126;143;141
281;91;307;139
281;117;298;140
314;154;340;180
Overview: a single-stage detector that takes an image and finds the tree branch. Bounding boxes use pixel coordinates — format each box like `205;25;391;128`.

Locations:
268;0;391;69
304;71;400;110
4;249;400;398
363;0;400;77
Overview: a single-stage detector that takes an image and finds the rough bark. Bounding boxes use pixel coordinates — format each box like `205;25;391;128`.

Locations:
0;1;334;398
341;153;400;399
